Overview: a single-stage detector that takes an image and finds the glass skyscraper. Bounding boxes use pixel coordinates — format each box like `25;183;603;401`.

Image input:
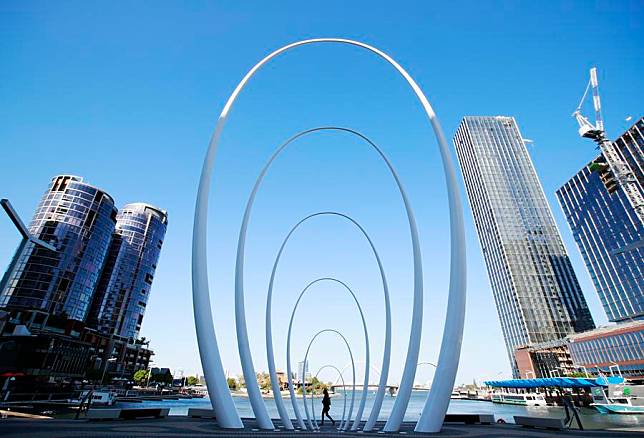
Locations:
0;175;117;321
557;117;643;322
89;203;167;341
454;116;595;374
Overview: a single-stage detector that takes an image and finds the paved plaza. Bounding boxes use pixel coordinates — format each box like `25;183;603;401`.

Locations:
0;417;642;438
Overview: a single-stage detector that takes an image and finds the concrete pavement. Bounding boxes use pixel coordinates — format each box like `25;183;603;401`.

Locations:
0;417;643;437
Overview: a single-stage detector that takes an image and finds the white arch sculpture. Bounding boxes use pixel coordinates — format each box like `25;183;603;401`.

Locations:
301;329;356;431
312;365;349;430
284;277;369;430
240;127;397;431
192;38;467;433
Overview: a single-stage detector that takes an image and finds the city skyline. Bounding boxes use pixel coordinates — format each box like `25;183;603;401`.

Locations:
1;1;642;384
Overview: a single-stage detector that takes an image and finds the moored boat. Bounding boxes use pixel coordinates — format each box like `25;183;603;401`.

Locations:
592;401;644;414
491;392;546;406
591;386;644;414
68;390;116;407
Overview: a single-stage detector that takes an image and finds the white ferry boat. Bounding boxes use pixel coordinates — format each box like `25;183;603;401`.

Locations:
491;392;546;406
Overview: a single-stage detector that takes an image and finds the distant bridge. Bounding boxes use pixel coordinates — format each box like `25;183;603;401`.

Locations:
330;384;430;392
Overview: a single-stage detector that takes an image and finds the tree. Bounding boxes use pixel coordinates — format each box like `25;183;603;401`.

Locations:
257;372;272;392
133;369;149;386
310;377;327;394
237;374;246;388
186;376;199;386
227;377;238;390
297;377;328;395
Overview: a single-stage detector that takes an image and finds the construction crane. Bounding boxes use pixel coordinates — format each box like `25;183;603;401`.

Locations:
573;67;644;225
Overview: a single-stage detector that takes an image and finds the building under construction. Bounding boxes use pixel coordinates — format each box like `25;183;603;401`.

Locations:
557;117;643;322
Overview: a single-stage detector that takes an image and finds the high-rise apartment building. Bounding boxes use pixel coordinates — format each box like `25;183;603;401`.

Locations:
454;116;595;374
0;175;117;321
0;176;166;386
89;203;167;341
557;117;643;322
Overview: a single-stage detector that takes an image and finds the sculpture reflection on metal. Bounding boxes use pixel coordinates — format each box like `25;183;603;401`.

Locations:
300;329;355;431
311;365;348;430
241;128;400;431
192;38;467;432
284;277;369;430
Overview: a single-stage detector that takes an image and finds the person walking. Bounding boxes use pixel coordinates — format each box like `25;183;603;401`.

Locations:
320;388;335;426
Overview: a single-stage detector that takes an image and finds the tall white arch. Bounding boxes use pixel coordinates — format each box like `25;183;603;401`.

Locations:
239;127;399;431
283;277;369;430
312;365;348;430
266;211;389;431
300;329;356;431
192;38;467;432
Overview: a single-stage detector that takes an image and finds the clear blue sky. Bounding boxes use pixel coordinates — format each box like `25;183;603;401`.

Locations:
1;1;642;385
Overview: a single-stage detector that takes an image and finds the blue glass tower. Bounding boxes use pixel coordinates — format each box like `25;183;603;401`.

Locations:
89;203;167;341
454;116;595;375
0;175;117;321
557;117;643;322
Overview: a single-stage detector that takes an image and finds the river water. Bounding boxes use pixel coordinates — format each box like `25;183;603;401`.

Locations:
117;390;643;430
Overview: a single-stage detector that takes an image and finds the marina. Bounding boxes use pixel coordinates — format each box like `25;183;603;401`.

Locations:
101;392;644;430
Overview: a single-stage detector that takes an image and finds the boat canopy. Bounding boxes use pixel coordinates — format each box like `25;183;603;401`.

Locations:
484;376;624;389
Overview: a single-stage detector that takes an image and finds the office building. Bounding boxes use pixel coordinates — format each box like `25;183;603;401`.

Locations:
89;203;167;341
515;320;644;381
568;320;644;379
556;117;643;322
454;116;595;375
0;175;117;322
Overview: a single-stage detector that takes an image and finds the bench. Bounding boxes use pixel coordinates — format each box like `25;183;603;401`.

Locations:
188;408;216;419
119;408;169;419
86;409;122;420
444;414;494;425
514;416;564;430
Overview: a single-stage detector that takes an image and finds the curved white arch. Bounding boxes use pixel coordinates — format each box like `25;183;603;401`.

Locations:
239;128;396;431
335;360;384;384
301;329;355;431
192;38;467;432
416;362;438;388
284;277;369;430
312;365;348;430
